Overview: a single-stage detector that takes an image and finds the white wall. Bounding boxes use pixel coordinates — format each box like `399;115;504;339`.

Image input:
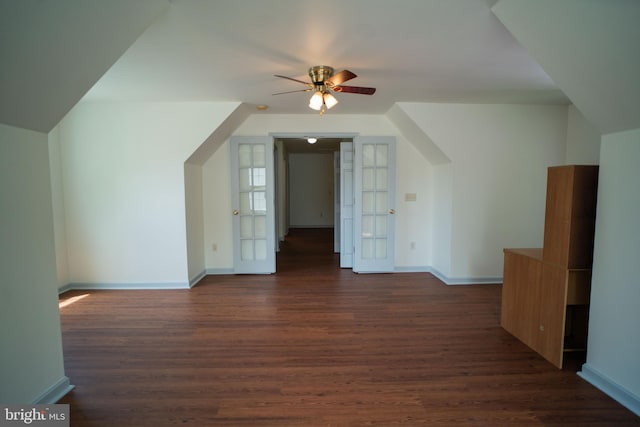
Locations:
48;126;70;288
566;105;601;164
399;103;568;280
184;163;204;284
430;164;453;277
202;141;233;271
394;133;432;269
0;124;70;403
57;101;238;287
580;128;640;413
288;153;334;228
202;114;433;272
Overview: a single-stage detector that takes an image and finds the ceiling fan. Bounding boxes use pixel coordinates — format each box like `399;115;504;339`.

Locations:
274;65;376;115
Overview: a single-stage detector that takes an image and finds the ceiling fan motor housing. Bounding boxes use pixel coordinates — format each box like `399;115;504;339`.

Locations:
309;65;334;86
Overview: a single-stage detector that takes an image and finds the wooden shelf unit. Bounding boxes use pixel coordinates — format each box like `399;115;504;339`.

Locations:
501;165;598;369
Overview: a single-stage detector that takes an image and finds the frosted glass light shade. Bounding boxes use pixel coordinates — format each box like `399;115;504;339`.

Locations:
323;93;338;109
309;91;324;110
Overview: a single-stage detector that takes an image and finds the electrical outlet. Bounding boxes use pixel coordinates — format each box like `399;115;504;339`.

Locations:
410;241;416;250
212;243;217;252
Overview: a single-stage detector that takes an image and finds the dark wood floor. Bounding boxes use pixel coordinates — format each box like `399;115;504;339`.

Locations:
58;228;639;426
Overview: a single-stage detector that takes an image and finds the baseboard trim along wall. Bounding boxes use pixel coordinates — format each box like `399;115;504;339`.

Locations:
205;268;235;275
189;270;207;288
429;268;503;285
58;268;503;294
58;281;190;294
393;266;432;273
33;376;74;404
578;364;640;417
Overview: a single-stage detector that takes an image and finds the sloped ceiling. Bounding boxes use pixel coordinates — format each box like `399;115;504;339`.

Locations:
493;0;640;135
0;0;168;133
1;0;570;134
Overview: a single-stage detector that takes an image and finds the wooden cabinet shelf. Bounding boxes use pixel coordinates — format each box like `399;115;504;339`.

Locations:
501;165;598;369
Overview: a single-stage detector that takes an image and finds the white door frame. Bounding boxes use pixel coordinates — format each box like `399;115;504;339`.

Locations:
340;142;355;268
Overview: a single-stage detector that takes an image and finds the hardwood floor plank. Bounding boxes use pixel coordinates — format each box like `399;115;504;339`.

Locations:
58;228;638;426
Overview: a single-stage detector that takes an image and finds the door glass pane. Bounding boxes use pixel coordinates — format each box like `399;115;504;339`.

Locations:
362;192;374;213
252;144;266;167
239;192;251;214
252;168;266;189
376;145;388;167
376;238;387;259
376;168;388;191
362;215;374;237
239;168;251;191
375;192;388;213
240;216;253;238
376;216;387;237
238;145;251;168
253;191;266;212
362;168;375;189
254;215;266;238
241;240;254;261
362;238;374;259
362;145;375;167
255;239;267;260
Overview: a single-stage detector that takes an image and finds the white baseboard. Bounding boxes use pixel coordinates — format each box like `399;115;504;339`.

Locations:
205;268;235;275
57;283;74;294
59;281;189;294
33;376;74;404
393;266;432;273
189;270;206;288
578;363;640;417
430;268;502;285
57;269;502;293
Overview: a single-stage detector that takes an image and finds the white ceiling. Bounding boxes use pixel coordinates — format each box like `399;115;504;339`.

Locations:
83;0;568;115
0;0;168;132
4;0;638;135
493;0;640;134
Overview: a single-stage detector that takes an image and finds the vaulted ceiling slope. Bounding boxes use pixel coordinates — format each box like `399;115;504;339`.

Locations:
493;0;640;134
0;0;169;133
2;0;572;134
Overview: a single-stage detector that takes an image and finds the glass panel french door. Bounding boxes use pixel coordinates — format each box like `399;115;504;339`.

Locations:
353;136;395;272
230;136;275;274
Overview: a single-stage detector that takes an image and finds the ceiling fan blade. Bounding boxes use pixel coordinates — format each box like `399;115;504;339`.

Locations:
274;74;313;86
272;88;312;95
325;69;357;87
333;85;376;95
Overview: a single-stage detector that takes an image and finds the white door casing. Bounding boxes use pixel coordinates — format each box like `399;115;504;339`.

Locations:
340;142;354;268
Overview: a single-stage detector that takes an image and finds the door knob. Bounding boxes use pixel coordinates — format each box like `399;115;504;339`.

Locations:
233;210;239;215
389;209;395;214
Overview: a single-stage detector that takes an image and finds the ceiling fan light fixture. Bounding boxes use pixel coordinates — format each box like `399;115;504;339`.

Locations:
309;91;324;110
323;92;338;109
275;66;375;114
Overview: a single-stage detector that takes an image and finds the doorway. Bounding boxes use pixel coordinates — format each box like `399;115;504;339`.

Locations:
228;135;396;274
276;137;347;271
